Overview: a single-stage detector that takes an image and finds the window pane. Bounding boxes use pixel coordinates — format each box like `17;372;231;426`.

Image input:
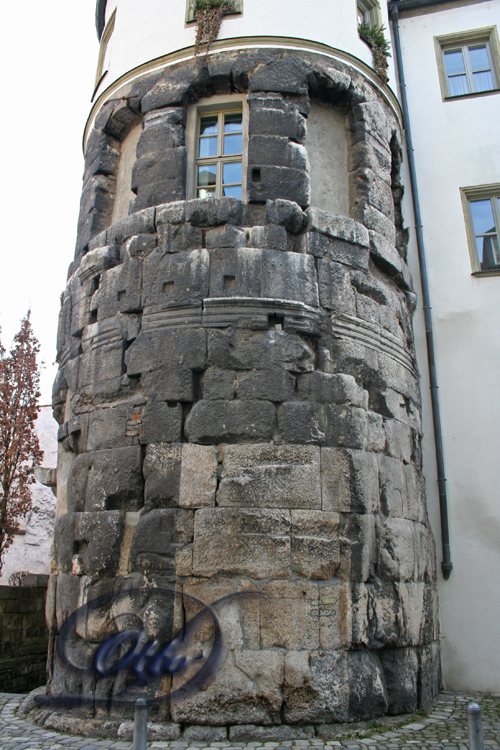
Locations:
444;49;466;75
199;115;218;136
477;235;500;269
470;199;496;235
468;45;490;71
448;74;469;96
223;161;242;185
224;133;243;155
198;164;217;187
223;185;242;199
199;136;218;158
224;112;242;132
473;70;494;92
197;187;216;199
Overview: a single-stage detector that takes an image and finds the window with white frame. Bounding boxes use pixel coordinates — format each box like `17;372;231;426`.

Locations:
435;27;500;99
461;185;500;274
357;0;381;27
196;109;243;199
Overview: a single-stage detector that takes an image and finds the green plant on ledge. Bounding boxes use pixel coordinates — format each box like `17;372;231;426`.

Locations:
194;0;236;56
359;22;391;83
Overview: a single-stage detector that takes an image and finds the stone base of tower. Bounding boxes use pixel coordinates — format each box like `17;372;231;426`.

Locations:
46;46;441;731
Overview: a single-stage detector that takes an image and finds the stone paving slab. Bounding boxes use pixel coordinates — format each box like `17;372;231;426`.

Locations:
0;693;498;749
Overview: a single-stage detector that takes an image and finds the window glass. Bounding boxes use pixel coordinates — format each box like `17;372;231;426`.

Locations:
470;199;495;235
444;49;466;75
196;109;243;199
470;198;500;270
441;34;497;97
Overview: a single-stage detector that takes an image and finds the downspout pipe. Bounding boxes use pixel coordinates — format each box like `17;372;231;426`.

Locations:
96;0;107;40
389;4;453;579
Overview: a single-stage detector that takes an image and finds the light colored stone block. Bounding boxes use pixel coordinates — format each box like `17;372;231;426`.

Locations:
260;580;319;649
291;510;340;579
377;517;416;581
179;443;218;508
217;444;321;509
322;448;379;513
193;508;291;579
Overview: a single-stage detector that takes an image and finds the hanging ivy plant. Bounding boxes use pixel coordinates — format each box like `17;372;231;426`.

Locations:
194;0;236;57
359;22;391;84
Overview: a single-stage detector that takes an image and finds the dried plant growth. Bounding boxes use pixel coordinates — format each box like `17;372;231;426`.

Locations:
359;23;391;83
194;0;236;57
0;313;43;572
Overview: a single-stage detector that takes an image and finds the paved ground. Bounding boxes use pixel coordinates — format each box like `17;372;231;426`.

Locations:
0;692;498;749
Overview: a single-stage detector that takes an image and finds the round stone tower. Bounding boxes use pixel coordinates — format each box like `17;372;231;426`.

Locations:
47;0;440;736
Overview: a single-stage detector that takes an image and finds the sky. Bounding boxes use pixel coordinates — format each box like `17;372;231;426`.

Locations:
0;1;99;404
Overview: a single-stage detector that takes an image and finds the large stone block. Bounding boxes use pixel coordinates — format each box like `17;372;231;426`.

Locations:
249;135;308;170
208;328;315;373
380;647;418;715
85;446;144;511
325;405;368;449
321;448;379;513
249;59;308;95
192;508;291;578
377;517;416;582
130;508;193;576
208;247;261;298
291;510;340;579
247;165;310;209
140;401;183;444
74;511;124;576
417;642;440;706
351;582;401;649
202;367;236;399
297;372;368;407
318;259;356;314
186;399;275;444
179;444;218;508
260;580;319;649
348;650;388;721
265;199;308;234
126;328;207;376
53;513;76;573
341;513;377;582
93;258;143;321
136;107;186;156
185;196;244;227
248;93;306;143
217;444;321;509
142;248;209;309
158;223;204;255
143;443;182;509
278;402;326;445
308;208;370;248
283;649;349;723
236;368;295;402
260;250;319;307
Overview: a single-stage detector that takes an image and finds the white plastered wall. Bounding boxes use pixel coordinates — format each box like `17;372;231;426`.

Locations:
395;0;500;691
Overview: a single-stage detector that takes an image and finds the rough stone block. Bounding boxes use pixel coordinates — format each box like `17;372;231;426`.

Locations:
297;372;368;407
369;230;403;277
417;642;440;706
53;513;76;573
202;368;236;399
141;365;196;402
107;208;156;246
351;581;401;649
246;224;288;251
208;247;261;298
348;650;388;721
229;725;314;741
248;93;306;143
380;647;418;714
355;203;396;245
193;508;291;578
179;444;218;508
140;401;183;444
247;165;310;209
142;248;209;309
85;446;144;511
351;168;395;221
249;135;308;170
260;580;319;649
249;59;308;95
123;233;157;257
55;572;80;631
158;223;204;254
325;405;368;449
208;328;315;374
351;101;392;148
291;510;340;579
367;410;387;452
185;196;243;227
185;399;276;444
378;455;405;517
308;208;370;248
143;443;182;509
260;250;319;307
236;368;295;402
378;517;416;582
205;224;246;249
318;259;356;314
266;199;308;234
74;511;124;576
398;582;425;646
321;448;379;513
126;328;207;377
137;108;186;156
278;402;326;445
87;404;135;451
184;726;228;741
217;444;321;509
283;649;349;723
341;513;377;582
130;508;193;576
385;419;413;463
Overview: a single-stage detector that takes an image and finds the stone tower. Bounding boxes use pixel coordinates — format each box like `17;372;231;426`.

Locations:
47;0;440;735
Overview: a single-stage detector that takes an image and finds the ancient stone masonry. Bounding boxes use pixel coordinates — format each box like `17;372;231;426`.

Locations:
49;49;439;734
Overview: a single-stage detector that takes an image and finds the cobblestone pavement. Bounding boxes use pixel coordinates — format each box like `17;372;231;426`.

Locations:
0;692;498;750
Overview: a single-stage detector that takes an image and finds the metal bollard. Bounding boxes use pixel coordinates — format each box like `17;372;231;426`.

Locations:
133;697;148;750
467;702;485;750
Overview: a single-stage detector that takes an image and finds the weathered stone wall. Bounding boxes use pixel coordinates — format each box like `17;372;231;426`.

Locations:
0;578;49;693
48;50;439;733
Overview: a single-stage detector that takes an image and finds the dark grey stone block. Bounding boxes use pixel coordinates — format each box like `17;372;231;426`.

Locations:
140;401;183;444
202;368;236;400
53;513;76;574
137;108;186;156
74;511;124;576
249;59;309;95
142;248;209;309
266;199;308;234
185;399;276;443
325;405;368;449
141;365;196;402
94;257;143;320
124;233;158;257
260;250;319;307
208;329;315;373
247;165;310;209
126;328;207;377
158;223;204;254
278;402;326;445
143;443;182;509
236;369;295;402
209;247;261;298
248;135;308;170
85;446;144;511
417;642;440;707
107;208;156;246
348;650;388;721
131;147;187;194
380;648;418;715
140;62;211;112
248;93;306;143
318;259;356;315
185;197;244;227
130;508;193;575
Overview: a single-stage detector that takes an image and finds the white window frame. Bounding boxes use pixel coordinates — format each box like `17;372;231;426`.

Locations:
186;95;249;201
435;27;500;100
460;184;500;276
357;0;382;28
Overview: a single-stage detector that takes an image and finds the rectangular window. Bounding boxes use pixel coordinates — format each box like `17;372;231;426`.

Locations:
435;27;500;99
461;185;500;274
196;110;243;199
357;0;381;28
186;0;243;24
